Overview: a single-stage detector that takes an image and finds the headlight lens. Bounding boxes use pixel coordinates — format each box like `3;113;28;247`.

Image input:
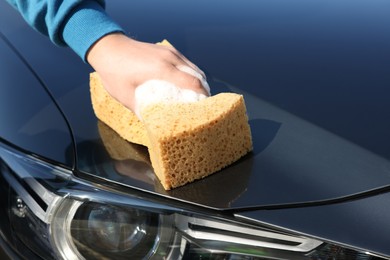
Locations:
70;202;160;259
1;145;387;259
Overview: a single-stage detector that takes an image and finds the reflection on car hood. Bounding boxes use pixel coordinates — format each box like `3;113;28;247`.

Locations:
2;0;390;210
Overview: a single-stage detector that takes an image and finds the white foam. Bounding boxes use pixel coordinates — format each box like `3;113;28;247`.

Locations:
134;66;210;119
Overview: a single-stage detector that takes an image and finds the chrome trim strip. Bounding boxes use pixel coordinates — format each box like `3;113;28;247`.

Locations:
176;215;322;253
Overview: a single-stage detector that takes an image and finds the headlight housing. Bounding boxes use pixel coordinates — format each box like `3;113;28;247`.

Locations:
52;200;165;259
0;144;386;259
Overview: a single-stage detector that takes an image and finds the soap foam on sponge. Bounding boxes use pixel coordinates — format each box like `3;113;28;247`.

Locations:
134;78;207;119
134;61;211;119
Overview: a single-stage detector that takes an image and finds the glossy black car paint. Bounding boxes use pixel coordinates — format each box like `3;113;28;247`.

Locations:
1;0;390;257
0;34;74;167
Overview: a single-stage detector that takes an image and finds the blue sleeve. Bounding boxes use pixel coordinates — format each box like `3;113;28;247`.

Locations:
5;0;124;62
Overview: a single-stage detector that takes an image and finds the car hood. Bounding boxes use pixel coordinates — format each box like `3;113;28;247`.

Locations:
75;84;390;210
2;0;390;210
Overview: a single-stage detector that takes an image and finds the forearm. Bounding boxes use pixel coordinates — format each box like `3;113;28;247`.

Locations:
5;0;124;61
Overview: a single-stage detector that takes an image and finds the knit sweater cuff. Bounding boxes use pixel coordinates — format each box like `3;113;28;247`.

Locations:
62;1;124;62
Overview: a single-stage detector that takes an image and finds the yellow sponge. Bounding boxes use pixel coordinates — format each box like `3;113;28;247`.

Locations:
90;42;252;190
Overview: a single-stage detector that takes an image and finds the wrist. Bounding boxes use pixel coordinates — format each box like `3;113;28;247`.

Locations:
62;1;124;62
86;32;128;68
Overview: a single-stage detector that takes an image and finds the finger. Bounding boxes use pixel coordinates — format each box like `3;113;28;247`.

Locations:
164;66;209;96
176;65;210;95
174;52;207;79
159;44;207;79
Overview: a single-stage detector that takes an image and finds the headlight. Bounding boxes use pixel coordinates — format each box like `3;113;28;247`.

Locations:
0;144;387;259
72;203;155;254
52;200;165;259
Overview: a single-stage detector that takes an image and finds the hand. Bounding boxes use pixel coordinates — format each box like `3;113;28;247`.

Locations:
86;33;209;112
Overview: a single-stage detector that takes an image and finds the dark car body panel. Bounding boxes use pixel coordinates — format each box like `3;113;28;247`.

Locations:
0;34;74;167
2;0;390;256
